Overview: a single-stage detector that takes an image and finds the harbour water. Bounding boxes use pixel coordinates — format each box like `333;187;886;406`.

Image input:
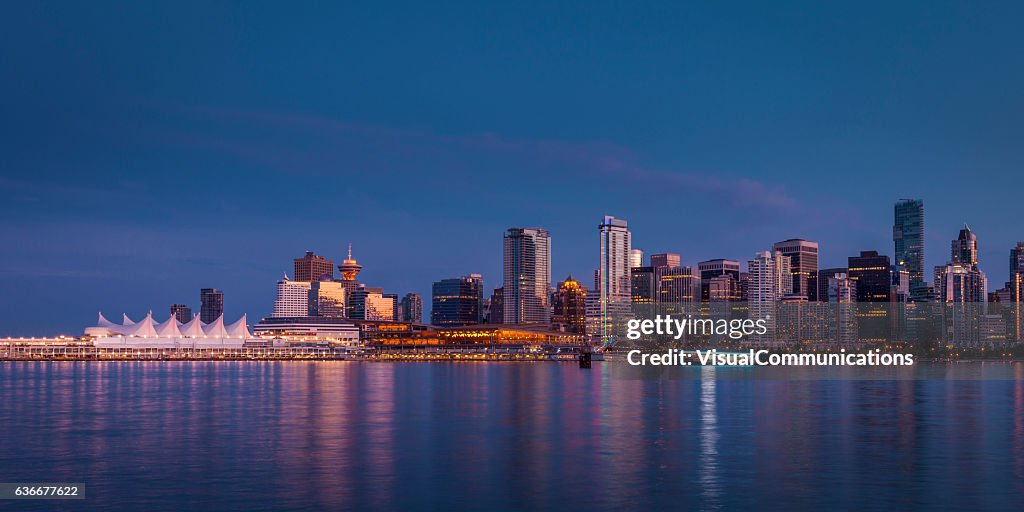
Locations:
2;361;1023;511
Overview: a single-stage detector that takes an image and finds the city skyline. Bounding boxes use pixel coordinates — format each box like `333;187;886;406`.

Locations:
4;3;1024;334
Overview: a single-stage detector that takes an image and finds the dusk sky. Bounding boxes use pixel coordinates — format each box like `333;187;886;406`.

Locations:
2;2;1023;335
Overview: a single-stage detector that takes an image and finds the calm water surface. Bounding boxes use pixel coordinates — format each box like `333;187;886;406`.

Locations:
2;361;1023;511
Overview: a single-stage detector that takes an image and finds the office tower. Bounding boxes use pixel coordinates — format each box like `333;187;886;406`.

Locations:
698;259;741;301
598;216;632;344
707;275;741;302
826;272;858;345
272;278;312;317
951;225;979;269
200;288;223;323
934;264;988;303
553;276;587;334
817;267;847;303
384;293;399;322
771;239;819;299
892;265;910;302
894;199;926;298
658;266;700;303
336;244;363;294
584;291;603;343
400;293;423;324
747;251;791;344
487;287;504;324
1011;242;1024;276
349;286;394;321
630;266;656;304
630;249;644;268
309;281;347;317
847;251;892;302
293;251;334;282
431;274;484;326
651;253;681;270
170;304;192;323
503;228;552;325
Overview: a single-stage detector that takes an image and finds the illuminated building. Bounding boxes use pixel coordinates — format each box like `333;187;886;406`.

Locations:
272;277;312;317
487;287;504;324
707;275;741;302
431;274;484;326
310;281;347;318
894;199;926;298
200;288;223;324
658;266;700;303
826;272;858;345
370;324;584;348
170;304;192;323
349;286;394;321
598;216;631;344
293;251;334;282
252;316;360;343
771;239;818;300
747;251;791;345
503;227;551;325
629;249;644;268
698;259;740;301
400;293;423;324
553;275;587;334
951;224;979;269
817;267;846;303
848;251;892;302
651;253;681;270
630;266;656;304
336;243;363;294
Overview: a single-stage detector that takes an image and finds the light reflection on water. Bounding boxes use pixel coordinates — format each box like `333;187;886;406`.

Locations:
0;361;1023;511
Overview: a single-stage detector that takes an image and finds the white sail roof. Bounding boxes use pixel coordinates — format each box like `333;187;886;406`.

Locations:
155;315;183;337
122;314;136;326
179;315;205;337
202;314;229;337
226;314;250;338
98;312;117;328
122;312;158;337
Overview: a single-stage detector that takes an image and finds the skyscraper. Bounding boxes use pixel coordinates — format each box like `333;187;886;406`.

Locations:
598;216;631;344
894;199;925;297
848;251;892;302
630;266;656;304
293;251;334;282
658;266;701;304
487;287;504;324
310;281;347;317
1011;242;1024;276
400;293;423;324
771;239;819;299
503;228;551;325
629;249;644;268
200;288;223;323
552;276;587;334
747;251;791;345
697;259;740;301
271;278;311;317
431;274;484;326
170;304;192;323
651;253;681;270
348;286;394;321
951;224;979;269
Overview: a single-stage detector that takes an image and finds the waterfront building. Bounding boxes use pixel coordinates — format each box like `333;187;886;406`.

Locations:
310;281;347;317
272;277;312;317
772;239;819;300
200;288;223;323
630;249;644;268
552;275;587;334
400;293;423;324
747;251;791;345
336;244;364;294
348;286;395;321
170;304;192;323
431;274;484;326
826;272;858;345
598;216;632;344
894;199;926;298
503;228;552;325
252;316;360;343
293;251;334;282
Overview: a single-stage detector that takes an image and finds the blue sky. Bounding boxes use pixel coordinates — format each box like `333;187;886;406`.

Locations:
2;1;1023;335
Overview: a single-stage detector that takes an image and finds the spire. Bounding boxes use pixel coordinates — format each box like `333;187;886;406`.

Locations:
347;242;352;260
338;242;363;281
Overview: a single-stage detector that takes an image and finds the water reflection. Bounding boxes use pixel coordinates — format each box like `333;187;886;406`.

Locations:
0;362;1022;511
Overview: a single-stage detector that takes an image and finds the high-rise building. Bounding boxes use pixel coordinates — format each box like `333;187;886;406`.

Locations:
894;199;926;298
707;275;741;302
431;274;484;327
487;287;504;324
170;304;192;323
771;239;819;299
293;251;334;282
598;216;631;344
934;264;988;303
383;293;399;321
348;286;394;321
951;224;979;269
400;293;423;324
272;278;312;317
309;280;347;317
651;253;681;270
629;249;644;268
630;266;656;304
503;228;552;325
200;288;223;323
848;251;892;302
826;272;858;345
658;266;701;303
747;251;791;344
698;259;741;301
1011;242;1024;276
336;244;363;294
553;276;587;334
817;267;847;303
